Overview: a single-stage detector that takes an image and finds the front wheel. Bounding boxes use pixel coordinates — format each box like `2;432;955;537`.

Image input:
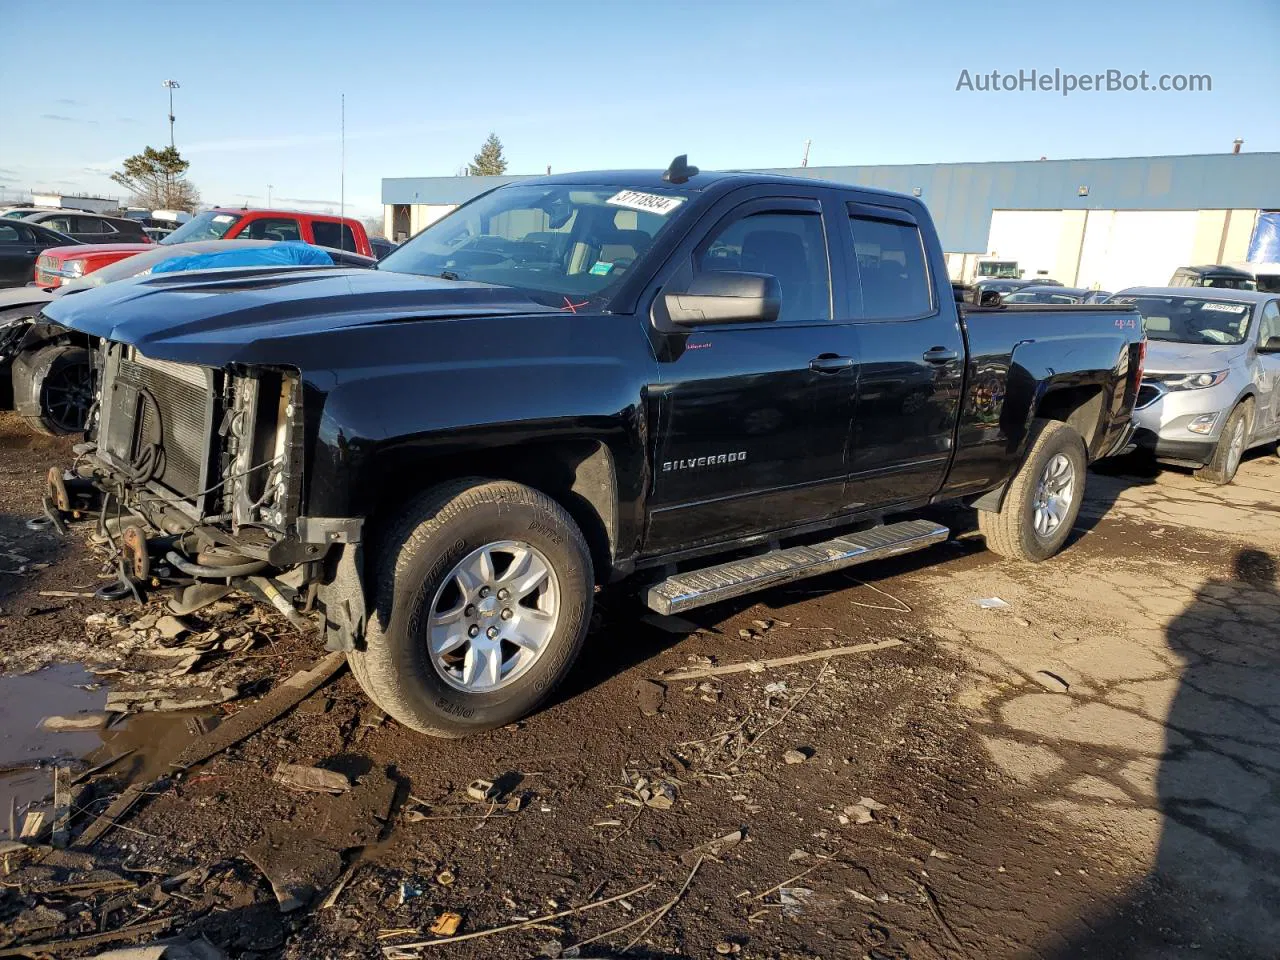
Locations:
348;479;594;738
978;418;1088;562
14;343;93;436
1195;401;1251;485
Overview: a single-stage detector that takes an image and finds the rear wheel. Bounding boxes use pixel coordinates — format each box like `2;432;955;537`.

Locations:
978;418;1087;562
1195;401;1251;485
15;343;93;436
348;479;594;737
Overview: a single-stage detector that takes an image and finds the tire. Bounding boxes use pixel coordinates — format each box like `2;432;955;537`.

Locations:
978;418;1088;562
13;343;93;436
1194;401;1251;485
348;478;594;737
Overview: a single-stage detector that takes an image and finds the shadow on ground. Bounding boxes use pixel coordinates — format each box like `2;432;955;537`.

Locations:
1047;547;1280;958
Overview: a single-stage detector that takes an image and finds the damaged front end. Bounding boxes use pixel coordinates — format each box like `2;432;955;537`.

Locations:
50;341;365;651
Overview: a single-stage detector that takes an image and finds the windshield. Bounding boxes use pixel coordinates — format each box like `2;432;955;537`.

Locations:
377;184;691;308
160;211;241;245
1112;295;1254;345
977;261;1020;279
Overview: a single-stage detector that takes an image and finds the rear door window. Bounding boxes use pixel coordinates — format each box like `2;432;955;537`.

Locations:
0;223;23;244
846;210;933;320
239;217;303;241
73;217;108;235
311;220;358;250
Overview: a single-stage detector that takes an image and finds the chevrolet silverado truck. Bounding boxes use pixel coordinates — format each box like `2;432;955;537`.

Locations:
39;159;1144;737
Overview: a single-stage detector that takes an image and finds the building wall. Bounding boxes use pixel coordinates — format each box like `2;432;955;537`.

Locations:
983;207;1261;290
384;152;1280;256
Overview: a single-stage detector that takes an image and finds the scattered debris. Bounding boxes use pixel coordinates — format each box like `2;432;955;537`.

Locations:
50;764;71;848
429;911;463;937
1033;670;1070;693
39;712;109;731
842;797;887;825
19;811;45;839
105;685;240;714
657;639;904;681
399;881;426;905
975;597;1010;610
75;652;347;849
783;748;811;765
272;763;351;795
681;830;743;865
645;783;676;810
380;881;655;956
154;615;190;640
715;942;742;955
466;779;499;803
635;679;666;717
778;886;814;918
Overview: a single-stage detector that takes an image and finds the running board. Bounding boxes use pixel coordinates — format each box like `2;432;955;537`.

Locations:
644;519;949;615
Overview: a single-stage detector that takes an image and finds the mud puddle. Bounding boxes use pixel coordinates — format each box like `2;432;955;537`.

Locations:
0;663;217;840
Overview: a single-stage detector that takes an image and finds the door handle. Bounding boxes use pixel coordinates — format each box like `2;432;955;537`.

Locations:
809;355;855;374
24;250;37;256
922;346;959;363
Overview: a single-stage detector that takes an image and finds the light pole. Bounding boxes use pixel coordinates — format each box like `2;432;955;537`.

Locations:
162;80;180;149
267;185;273;208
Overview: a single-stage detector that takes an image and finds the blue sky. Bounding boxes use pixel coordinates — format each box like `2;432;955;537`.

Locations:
1;0;1276;220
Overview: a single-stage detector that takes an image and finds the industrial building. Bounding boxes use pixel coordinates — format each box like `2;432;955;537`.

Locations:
382;151;1280;291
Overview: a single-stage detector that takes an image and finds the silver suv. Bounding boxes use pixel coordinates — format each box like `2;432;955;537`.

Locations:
1116;288;1280;484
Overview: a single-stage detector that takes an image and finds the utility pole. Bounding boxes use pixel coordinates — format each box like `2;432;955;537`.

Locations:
163;79;180;149
801;139;812;168
267;184;273;208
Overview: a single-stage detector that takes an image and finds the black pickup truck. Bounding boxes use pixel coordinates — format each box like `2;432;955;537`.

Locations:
40;159;1144;737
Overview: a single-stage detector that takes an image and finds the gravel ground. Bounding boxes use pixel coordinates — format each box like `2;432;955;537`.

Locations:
1;410;1278;959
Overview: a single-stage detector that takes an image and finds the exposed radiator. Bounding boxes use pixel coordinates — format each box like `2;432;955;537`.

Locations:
103;351;213;499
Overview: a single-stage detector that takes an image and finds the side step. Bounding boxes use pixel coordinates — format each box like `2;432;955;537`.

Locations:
644;519;949;615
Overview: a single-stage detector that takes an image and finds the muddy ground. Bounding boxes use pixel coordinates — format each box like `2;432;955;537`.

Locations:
1;409;1278;959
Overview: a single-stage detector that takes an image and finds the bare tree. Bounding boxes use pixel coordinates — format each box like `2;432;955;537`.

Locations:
363;216;386;239
110;146;201;212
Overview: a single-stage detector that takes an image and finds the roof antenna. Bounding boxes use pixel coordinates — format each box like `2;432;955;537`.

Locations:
662;154;699;185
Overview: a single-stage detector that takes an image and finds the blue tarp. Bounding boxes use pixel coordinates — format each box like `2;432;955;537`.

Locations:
150;241;334;274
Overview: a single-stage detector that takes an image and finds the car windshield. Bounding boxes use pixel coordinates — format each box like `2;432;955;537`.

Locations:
377;184;691;308
1111;295;1254;345
160;211;241;245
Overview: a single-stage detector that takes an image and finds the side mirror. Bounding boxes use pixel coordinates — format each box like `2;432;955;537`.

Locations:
1259;335;1280;353
979;289;1003;307
664;271;780;326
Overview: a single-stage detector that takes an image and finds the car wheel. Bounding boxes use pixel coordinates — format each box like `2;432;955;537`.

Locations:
1194;401;1251;485
348;478;594;737
978;418;1087;562
14;343;93;436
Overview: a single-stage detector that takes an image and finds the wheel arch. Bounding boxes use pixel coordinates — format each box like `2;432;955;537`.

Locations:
362;438;619;585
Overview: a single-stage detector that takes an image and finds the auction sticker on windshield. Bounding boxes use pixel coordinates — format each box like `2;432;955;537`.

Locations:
1202;302;1248;313
607;190;686;216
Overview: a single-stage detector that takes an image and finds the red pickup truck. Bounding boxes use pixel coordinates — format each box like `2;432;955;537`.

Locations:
34;207;373;286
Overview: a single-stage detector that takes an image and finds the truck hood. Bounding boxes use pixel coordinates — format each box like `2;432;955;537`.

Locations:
40;266;559;365
1143;340;1243;375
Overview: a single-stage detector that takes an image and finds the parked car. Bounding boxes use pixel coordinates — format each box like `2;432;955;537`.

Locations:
1082;290;1114;304
32;207;374;287
20;211;150;245
1;240;376;434
369;236;398;259
1169;264;1257;291
43;161;1144;737
970;277;1029;302
1003;286;1093;304
0;220;81;288
1022;278;1064;287
1119;287;1280;483
1;206;66;220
